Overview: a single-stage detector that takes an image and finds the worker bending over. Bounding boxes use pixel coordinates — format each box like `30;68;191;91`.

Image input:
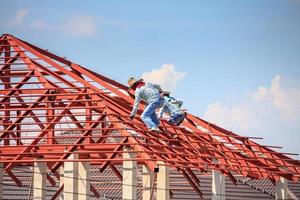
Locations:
128;77;163;131
159;93;185;126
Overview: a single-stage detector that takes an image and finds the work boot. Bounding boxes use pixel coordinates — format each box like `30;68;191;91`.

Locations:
149;127;161;132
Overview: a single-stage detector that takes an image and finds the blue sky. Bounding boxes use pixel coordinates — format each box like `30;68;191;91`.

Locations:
1;0;300;157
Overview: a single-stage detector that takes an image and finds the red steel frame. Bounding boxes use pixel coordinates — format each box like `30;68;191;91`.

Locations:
0;33;300;198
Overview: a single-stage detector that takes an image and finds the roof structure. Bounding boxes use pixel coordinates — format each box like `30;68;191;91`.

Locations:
1;33;300;199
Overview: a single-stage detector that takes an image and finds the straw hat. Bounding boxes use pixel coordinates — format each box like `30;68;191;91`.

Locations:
128;77;143;89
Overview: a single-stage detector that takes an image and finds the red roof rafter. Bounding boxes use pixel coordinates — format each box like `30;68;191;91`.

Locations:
0;34;300;198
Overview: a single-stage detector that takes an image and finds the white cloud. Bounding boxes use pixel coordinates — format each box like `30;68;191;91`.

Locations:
204;101;262;132
252;75;300;120
142;64;186;92
63;16;97;36
30;16;98;36
204;75;300;157
12;9;29;25
29;21;55;30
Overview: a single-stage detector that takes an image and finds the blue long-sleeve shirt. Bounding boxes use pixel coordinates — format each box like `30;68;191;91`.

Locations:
130;83;162;117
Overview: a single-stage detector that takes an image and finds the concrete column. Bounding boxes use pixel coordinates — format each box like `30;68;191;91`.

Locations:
78;162;90;200
276;177;288;200
33;161;47;200
122;146;137;200
64;153;78;200
59;165;64;200
0;163;3;200
142;165;154;200
212;169;225;200
156;161;169;200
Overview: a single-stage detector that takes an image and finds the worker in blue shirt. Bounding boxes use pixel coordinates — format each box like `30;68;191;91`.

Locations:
158;93;185;126
128;77;163;131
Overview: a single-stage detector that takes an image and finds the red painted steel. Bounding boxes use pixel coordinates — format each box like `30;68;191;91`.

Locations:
0;34;300;198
